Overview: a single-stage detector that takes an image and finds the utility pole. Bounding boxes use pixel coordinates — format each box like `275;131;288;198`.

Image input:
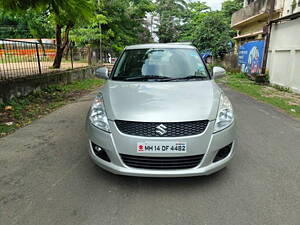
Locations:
150;14;153;39
261;0;276;75
99;23;102;64
98;0;102;64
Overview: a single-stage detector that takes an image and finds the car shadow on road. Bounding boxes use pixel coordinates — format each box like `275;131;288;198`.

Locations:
91;163;231;191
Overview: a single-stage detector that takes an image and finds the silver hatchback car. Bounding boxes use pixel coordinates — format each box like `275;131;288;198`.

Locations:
86;43;236;177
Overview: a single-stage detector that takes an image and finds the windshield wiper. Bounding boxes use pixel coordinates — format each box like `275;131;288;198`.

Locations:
114;74;208;82
169;75;208;81
124;75;173;81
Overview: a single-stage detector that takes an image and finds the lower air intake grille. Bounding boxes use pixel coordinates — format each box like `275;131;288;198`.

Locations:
120;154;204;170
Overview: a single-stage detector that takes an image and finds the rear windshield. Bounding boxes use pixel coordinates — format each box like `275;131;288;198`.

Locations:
112;48;209;81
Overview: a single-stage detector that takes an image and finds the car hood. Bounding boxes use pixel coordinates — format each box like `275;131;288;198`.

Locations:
102;80;222;122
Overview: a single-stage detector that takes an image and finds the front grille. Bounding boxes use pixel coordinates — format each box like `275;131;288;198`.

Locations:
120;154;204;170
115;120;209;137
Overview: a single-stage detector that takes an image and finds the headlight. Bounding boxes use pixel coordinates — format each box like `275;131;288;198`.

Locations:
89;93;110;132
214;94;234;133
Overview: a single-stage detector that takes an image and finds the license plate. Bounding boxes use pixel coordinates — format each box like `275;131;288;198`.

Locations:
137;142;187;153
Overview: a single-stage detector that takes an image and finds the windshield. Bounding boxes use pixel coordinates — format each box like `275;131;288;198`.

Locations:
112;48;209;81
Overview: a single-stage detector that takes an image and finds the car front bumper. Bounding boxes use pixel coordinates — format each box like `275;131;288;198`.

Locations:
86;120;236;177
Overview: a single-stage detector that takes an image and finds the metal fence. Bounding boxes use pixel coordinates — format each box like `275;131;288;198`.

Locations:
0;39;88;81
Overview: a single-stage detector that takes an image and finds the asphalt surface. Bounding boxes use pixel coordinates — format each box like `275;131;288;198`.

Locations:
1;85;299;225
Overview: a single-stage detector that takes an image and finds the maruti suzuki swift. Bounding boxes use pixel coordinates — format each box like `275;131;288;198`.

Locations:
86;43;236;177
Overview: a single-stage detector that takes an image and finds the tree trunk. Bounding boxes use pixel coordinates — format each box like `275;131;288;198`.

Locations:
53;24;72;68
53;48;64;68
64;43;70;60
87;45;92;65
38;38;46;56
53;24;62;68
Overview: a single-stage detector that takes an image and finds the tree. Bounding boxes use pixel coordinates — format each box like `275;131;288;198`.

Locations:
0;11;31;38
0;8;54;43
26;9;55;55
156;0;187;43
0;0;93;68
191;11;232;57
71;0;154;59
179;1;211;42
221;0;243;25
47;0;93;68
178;1;232;58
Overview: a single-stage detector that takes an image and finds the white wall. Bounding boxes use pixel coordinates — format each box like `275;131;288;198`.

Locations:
268;17;300;93
275;0;285;12
282;0;300;16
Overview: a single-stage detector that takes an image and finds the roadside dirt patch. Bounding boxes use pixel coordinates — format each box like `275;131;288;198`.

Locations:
0;78;104;137
262;86;300;106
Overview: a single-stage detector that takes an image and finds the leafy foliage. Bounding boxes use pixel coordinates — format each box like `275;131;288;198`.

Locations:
0;0;93;68
221;0;243;37
0;78;105;137
0;0;244;62
190;11;232;57
26;10;54;39
155;0;187;43
179;1;243;57
71;0;155;57
0;8;55;39
179;1;211;42
0;11;31;38
178;2;229;57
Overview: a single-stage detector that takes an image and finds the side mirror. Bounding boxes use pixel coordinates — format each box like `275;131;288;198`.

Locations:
95;67;109;79
212;66;226;79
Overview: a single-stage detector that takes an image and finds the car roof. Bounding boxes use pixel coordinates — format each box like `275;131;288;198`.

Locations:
125;43;196;50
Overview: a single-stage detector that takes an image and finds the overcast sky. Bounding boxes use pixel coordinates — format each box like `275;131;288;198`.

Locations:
189;0;224;10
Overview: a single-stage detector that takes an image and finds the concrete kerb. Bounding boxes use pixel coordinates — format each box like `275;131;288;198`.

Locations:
0;66;99;103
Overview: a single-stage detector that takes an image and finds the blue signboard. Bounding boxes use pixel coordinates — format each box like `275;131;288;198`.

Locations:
238;40;265;74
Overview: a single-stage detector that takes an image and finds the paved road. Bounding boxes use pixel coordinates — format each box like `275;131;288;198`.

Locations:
1;85;299;225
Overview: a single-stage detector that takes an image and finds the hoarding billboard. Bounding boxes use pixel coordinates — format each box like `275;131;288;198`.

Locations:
238;40;265;74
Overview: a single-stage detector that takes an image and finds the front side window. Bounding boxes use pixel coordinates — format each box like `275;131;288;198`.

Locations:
112;48;209;81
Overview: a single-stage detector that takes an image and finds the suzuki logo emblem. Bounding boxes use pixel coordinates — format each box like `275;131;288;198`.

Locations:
156;124;167;135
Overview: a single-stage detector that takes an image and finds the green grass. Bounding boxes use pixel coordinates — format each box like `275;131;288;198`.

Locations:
0;78;105;137
0;124;15;134
0;54;53;64
218;72;300;118
62;59;88;64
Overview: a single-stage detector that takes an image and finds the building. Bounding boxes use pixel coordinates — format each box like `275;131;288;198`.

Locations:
145;13;159;42
231;0;300;93
268;12;300;93
231;0;285;50
282;0;300;16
